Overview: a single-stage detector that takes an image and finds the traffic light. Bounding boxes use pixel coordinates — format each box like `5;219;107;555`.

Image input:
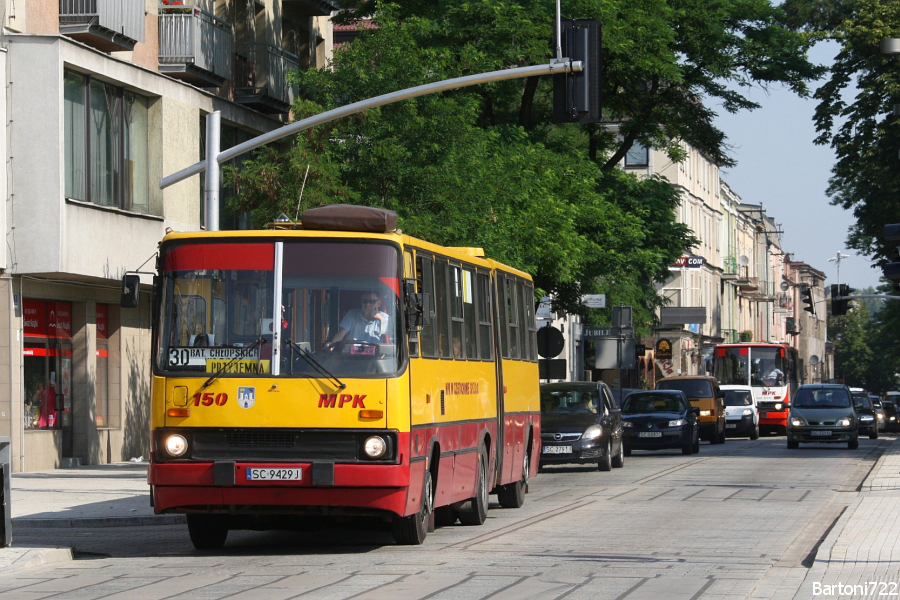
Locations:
553;20;601;123
801;287;815;316
831;283;854;316
884;224;900;290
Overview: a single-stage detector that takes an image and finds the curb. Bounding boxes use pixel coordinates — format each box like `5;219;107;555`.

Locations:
0;547;73;576
12;515;186;529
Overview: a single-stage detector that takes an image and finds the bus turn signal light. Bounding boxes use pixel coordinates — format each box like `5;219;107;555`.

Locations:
359;410;383;419
167;408;190;417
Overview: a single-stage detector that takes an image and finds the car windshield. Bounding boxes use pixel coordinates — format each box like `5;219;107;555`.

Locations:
656;379;712;398
793;388;851;409
723;390;752;406
853;394;872;409
540;390;599;415
622;394;685;413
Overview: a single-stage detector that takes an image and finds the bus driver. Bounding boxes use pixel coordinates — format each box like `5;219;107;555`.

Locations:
324;291;392;349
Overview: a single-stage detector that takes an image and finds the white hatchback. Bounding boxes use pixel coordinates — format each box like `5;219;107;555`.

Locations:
720;385;759;439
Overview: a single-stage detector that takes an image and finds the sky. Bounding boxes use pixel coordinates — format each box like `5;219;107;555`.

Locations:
713;41;883;291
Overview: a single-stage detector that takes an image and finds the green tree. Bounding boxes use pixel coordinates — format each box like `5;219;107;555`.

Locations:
783;0;900;267
227;0;820;327
830;299;875;387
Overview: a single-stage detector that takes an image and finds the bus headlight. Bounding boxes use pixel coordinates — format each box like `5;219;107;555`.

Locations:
164;434;188;457
364;436;387;458
774;403;783;410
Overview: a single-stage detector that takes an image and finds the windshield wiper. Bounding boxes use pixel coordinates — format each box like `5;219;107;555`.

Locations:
286;338;346;390
200;336;265;390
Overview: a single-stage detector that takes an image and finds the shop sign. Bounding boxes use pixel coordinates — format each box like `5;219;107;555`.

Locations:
656;338;673;360
23;300;73;338
672;256;705;269
97;305;108;340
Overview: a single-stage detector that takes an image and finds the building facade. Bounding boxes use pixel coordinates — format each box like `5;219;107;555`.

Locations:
1;0;336;471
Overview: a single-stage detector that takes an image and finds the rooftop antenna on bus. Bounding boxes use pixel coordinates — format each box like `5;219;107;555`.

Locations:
294;164;311;222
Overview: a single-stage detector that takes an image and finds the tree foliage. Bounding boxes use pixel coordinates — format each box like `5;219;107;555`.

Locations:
226;0;821;330
783;0;900;267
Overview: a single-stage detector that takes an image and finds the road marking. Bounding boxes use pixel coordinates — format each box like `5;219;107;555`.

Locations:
448;499;595;549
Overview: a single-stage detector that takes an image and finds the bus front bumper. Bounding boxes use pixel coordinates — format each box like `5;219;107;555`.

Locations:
149;461;417;518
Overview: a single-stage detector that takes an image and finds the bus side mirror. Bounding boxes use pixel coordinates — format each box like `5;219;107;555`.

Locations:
120;274;141;308
406;293;431;332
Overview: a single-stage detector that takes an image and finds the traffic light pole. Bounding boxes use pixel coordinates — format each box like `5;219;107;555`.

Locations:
161;60;583;230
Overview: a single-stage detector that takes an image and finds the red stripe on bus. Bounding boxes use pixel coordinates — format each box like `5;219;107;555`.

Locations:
164;243;274;272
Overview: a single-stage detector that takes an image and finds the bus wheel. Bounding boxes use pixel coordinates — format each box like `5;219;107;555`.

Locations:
458;450;489;525
186;514;228;550
498;450;528;509
393;470;432;545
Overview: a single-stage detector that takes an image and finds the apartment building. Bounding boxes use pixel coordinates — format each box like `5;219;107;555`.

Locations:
0;0;336;471
619;137;827;384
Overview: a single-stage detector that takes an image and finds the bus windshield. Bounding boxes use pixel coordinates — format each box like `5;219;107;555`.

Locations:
715;347;786;387
156;240;402;377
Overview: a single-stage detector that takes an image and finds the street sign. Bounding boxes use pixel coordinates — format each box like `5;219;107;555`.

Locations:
583;325;615;338
581;294;606;308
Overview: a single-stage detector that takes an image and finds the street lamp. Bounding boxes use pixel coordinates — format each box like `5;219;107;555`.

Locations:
827;251;850;288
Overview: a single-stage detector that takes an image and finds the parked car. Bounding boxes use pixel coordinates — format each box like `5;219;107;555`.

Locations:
621;390;700;455
850;391;878;439
721;385;759;439
655;375;726;444
539;382;625;471
787;384;858;449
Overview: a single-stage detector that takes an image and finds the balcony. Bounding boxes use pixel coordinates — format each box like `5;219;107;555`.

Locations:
159;6;233;88
233;43;300;114
59;0;146;53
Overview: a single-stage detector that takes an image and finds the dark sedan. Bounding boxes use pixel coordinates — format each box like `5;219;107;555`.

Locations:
851;392;878;439
621;390;700;455
880;397;899;433
539;382;625;471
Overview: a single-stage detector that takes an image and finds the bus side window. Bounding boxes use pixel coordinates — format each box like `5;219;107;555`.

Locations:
417;255;438;358
477;272;493;360
435;259;451;359
496;276;510;358
522;281;536;361
450;264;465;359
463;268;477;360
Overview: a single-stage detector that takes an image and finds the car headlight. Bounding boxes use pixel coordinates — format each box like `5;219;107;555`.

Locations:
838;418;851;427
790;417;805;427
742;409;753;416
668;419;686;427
622;421;633;428
877;413;884;420
891;416;896;421
774;403;783;410
164;434;188;457
582;425;603;440
860;415;874;421
363;436;387;458
699;410;712;417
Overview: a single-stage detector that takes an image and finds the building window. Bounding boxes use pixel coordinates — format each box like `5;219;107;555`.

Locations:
624;142;649;167
23;300;73;431
64;71;151;214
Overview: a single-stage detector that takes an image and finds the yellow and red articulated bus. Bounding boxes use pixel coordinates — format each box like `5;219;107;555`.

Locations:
713;342;799;434
137;205;540;547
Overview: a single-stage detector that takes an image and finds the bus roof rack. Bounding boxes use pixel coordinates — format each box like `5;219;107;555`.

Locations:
301;204;398;233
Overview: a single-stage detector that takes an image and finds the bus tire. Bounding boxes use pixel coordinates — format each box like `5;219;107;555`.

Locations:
392;470;432;545
497;448;528;509
458;450;489;526
186;514;228;550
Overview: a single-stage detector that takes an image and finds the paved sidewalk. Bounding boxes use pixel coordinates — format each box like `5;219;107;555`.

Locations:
0;462;179;575
795;441;900;599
